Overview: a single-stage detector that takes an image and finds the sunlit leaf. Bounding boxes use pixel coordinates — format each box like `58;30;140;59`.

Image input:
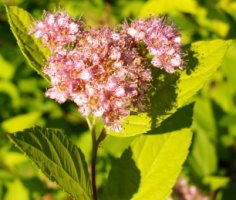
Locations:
102;129;192;200
6;6;49;81
4;180;29;200
203;175;229;191
2;112;41;133
140;0;198;17
221;41;236;85
218;0;236;21
0;54;15;80
8;127;92;200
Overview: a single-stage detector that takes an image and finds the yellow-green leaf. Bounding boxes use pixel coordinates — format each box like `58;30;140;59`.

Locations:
6;6;49;81
102;128;193;200
2;112;41;133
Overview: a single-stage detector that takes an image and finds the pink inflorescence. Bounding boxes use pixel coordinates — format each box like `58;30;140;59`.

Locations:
31;12;184;132
124;17;184;73
30;12;83;52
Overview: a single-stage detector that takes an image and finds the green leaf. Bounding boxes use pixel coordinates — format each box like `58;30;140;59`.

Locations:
0;54;15;80
192;97;217;141
187;131;217;177
0;181;2;200
0;80;20;108
219;0;236;21
203;176;229;191
5;179;29;200
8;127;92;200
102;135;136;157
108;40;231;137
186;98;218;178
102;128;193;200
177;40;231;106
5;6;49;81
2;112;41;133
147;103;194;135
139;0;199;17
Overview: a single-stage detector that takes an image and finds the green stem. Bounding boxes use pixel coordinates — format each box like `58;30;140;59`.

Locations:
87;116;107;200
91;126;97;200
86;116;93;130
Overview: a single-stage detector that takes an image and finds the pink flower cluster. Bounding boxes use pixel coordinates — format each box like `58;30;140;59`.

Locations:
31;12;184;132
171;177;209;200
124;17;184;73
30;12;83;52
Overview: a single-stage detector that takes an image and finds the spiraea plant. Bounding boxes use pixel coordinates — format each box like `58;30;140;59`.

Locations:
5;5;231;200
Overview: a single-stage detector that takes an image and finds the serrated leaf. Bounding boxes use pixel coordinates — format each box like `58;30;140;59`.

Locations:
102;128;193;200
108;40;231;137
8;127;92;200
5;6;49;81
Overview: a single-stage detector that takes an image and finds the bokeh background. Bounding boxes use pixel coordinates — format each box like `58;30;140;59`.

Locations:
0;0;236;199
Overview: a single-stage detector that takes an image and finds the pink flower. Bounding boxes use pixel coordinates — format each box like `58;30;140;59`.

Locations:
115;86;125;97
79;69;92;81
31;12;184;132
45;87;68;104
30;12;83;51
124;17;184;73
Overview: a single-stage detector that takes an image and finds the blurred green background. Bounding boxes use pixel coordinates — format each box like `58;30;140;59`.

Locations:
0;0;236;199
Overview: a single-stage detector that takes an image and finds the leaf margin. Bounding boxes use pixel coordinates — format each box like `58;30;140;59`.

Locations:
7;126;92;200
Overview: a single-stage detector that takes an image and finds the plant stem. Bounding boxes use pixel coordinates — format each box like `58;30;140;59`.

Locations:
91;126;97;200
90;121;107;200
